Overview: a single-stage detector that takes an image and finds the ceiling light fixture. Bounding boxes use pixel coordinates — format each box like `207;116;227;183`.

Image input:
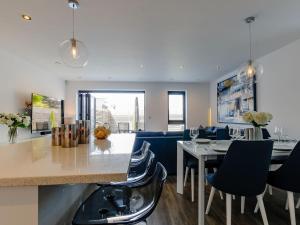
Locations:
22;14;32;21
245;16;256;78
239;16;263;81
59;0;88;68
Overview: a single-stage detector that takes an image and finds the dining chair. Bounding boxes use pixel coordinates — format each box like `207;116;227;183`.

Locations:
72;163;167;225
296;197;300;209
256;141;300;225
183;130;223;202
205;140;273;225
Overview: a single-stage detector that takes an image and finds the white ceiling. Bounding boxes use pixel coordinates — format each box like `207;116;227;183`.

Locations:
1;0;300;82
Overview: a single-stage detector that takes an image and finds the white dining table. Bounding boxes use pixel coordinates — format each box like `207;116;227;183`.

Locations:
176;140;296;225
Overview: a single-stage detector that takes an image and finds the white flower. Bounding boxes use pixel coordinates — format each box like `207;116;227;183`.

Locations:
22;116;31;127
243;111;273;126
6;119;14;126
242;111;254;123
16;116;22;122
266;113;273;122
253;112;269;126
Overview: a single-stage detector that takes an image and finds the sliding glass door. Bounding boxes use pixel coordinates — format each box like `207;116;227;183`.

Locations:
78;91;145;133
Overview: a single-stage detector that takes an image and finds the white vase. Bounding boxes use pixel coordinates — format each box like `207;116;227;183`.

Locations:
253;127;263;140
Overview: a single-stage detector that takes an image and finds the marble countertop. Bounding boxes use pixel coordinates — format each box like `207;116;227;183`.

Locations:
0;134;135;187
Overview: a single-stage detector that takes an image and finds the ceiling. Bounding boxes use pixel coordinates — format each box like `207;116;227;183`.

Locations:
1;0;300;82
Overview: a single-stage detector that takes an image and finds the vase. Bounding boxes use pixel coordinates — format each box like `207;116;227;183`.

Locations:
8;127;18;144
253;127;263;140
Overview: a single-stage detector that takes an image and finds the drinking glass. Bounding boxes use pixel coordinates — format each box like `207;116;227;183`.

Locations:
274;126;283;142
190;128;199;141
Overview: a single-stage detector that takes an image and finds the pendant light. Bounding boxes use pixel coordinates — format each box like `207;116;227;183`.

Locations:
59;0;88;68
245;16;256;78
239;16;263;82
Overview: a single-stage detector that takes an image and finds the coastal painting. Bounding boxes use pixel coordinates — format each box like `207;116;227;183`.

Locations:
217;74;256;124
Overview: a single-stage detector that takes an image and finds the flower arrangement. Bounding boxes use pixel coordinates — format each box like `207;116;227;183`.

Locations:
94;126;111;140
242;111;273;127
0;113;31;143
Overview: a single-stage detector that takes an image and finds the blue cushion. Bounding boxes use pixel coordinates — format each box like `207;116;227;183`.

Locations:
135;131;164;137
206;173;215;185
187;158;198;168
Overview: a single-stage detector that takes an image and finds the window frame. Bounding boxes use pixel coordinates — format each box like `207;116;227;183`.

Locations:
167;91;186;131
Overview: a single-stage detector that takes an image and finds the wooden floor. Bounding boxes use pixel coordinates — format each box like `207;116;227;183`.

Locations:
147;176;300;225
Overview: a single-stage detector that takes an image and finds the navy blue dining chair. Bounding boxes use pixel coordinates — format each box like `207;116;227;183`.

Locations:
266;141;300;225
205;140;273;225
182;129;223;202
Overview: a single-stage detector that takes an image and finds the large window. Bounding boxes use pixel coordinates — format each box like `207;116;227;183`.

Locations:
78;91;145;133
168;91;186;131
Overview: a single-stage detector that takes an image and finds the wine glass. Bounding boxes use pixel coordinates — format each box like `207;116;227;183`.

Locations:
274;126;283;142
190;128;199;142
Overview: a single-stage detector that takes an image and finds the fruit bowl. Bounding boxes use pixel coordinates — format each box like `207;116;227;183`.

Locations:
94;126;111;139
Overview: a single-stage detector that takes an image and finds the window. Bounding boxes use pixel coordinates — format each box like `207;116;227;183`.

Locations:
168;91;186;131
78;91;145;133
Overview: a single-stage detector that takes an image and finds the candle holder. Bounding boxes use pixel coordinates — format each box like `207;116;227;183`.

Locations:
77;120;91;144
52;127;61;146
61;124;79;148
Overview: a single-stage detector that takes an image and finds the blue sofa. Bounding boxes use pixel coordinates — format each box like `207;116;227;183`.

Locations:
133;131;183;175
133;129;227;175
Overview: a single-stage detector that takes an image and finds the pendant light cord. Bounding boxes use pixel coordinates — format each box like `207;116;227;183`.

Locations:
72;3;75;39
248;21;252;62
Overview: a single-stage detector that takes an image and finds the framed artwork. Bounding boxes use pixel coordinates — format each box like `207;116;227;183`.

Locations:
217;74;256;124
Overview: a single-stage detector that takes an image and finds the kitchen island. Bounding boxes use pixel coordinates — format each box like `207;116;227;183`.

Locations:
0;133;135;225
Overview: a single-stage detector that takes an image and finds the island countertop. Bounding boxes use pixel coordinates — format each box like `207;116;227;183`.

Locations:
0;133;135;187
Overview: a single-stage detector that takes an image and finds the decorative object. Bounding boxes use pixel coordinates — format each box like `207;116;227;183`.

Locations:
94;125;111;140
61;124;79;148
52;127;61;146
59;0;88;68
77;120;90;144
238;16;263;83
217;74;256;123
0;113;31;144
243;111;273;140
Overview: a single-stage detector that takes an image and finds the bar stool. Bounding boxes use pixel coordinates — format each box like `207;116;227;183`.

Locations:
131;141;151;166
72;163;167;225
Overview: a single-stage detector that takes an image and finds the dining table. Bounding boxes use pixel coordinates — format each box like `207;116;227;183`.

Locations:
176;139;297;225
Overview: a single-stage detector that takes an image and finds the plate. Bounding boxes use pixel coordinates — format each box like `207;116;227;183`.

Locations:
195;138;211;144
211;144;229;152
273;144;293;151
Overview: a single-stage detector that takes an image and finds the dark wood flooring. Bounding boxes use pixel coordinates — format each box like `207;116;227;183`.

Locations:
147;176;300;225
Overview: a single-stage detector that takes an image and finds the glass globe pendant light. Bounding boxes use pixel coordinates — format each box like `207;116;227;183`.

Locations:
59;0;88;68
239;16;263;82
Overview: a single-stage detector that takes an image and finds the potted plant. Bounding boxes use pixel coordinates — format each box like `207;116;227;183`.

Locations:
0;113;31;144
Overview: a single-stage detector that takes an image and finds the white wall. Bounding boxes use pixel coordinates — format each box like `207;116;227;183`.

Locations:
0;50;65;143
210;38;300;139
65;81;210;131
